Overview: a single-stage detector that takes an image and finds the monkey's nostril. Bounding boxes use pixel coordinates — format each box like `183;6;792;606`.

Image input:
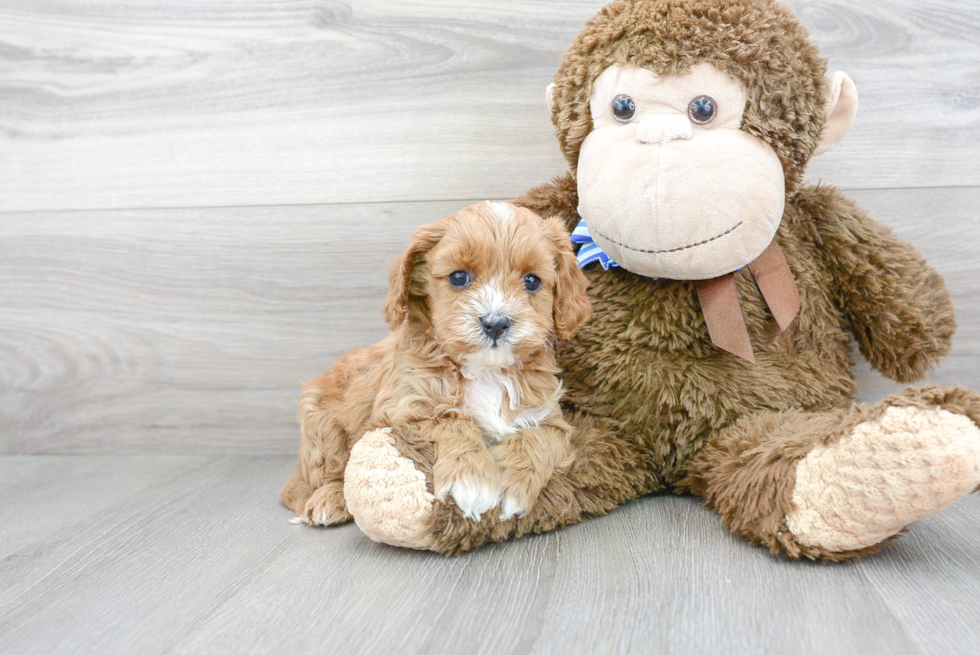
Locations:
480;316;512;343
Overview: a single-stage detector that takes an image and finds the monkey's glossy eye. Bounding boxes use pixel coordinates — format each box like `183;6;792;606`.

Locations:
448;271;470;289
688;96;717;124
524;274;542;293
611;94;636;122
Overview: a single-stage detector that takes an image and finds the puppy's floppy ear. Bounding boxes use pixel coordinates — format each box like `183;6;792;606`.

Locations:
384;221;444;327
541;216;592;339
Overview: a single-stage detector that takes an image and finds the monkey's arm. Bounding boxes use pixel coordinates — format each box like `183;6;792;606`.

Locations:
800;186;955;383
513;173;580;232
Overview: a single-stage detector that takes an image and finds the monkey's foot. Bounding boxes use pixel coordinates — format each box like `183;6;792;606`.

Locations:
344;428;437;549
787;401;980;553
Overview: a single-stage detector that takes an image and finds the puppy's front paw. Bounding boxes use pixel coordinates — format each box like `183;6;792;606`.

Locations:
434;458;503;521
499;494;526;521
296;481;351;526
499;470;546;521
448;478;503;521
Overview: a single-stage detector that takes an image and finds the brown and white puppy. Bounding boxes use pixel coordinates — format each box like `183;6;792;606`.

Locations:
280;201;592;525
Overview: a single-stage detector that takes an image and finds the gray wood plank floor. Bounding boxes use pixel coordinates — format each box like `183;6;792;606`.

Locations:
2;455;979;655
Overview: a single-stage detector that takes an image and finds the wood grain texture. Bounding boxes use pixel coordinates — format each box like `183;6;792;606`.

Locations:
0;200;443;454
0;0;978;213
1;455;978;655
3;188;979;454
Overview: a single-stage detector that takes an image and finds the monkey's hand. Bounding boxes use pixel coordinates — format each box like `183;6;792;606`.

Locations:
802;186;955;383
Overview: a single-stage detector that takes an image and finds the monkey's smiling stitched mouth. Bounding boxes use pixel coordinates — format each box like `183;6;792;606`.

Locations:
591;221;743;255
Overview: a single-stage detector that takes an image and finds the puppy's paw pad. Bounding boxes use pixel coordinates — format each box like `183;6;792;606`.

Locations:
448;480;502;521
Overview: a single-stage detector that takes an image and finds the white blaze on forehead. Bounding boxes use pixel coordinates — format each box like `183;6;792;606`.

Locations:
486;200;515;222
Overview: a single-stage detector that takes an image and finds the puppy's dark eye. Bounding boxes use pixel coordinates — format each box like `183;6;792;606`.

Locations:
688;95;716;124
524;274;542;293
612;94;636;122
448;271;470;289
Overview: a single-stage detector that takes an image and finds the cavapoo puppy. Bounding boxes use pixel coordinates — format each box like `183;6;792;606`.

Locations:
281;201;592;526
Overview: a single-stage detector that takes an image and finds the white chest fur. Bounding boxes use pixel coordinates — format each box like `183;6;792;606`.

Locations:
462;368;554;443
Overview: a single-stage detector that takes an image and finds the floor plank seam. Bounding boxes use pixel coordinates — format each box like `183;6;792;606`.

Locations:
1;184;977;217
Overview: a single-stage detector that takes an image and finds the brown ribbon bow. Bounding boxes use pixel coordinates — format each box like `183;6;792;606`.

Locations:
693;241;801;363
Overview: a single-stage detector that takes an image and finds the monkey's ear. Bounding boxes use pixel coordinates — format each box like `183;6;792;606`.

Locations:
546;82;556;112
542;217;592;339
813;71;859;157
383;222;444;328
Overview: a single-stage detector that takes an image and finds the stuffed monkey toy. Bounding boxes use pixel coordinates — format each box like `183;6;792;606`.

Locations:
338;0;980;560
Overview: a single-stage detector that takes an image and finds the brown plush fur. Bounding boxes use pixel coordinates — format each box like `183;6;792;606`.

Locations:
365;0;974;560
690;385;980;562
281;203;591;525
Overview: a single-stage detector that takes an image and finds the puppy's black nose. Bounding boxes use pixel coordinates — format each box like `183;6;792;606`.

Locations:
480;316;512;343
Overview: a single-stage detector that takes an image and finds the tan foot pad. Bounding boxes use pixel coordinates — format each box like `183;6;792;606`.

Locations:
787;406;980;552
344;428;436;550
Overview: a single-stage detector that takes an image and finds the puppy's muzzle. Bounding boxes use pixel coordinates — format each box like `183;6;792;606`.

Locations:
480;315;512;345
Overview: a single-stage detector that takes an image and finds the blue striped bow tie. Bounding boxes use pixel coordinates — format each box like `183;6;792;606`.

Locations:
570;219;620;270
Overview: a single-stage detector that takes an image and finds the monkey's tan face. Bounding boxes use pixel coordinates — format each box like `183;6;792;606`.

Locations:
576;63;785;280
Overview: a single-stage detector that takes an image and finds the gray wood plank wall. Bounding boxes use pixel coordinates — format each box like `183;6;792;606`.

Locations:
2;0;979;454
